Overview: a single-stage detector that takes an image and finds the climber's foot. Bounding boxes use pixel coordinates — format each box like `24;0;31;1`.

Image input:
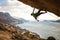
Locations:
37;20;39;22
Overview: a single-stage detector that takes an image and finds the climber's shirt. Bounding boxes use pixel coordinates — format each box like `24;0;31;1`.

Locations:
31;13;36;18
31;13;39;22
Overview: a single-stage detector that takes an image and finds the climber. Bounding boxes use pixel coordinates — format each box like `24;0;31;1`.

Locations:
31;8;47;21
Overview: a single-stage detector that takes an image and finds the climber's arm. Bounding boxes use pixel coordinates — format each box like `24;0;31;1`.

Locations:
38;8;47;13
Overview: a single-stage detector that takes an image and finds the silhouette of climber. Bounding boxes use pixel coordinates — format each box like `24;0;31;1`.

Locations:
31;8;47;21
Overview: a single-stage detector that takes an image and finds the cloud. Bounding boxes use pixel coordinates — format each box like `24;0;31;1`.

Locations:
0;0;33;12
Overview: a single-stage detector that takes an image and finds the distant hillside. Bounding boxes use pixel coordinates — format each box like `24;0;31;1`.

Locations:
18;18;29;23
43;20;60;23
0;12;29;25
0;12;14;24
51;20;60;22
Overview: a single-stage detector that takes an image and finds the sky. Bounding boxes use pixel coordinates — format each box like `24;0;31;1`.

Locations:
0;0;60;21
0;0;7;4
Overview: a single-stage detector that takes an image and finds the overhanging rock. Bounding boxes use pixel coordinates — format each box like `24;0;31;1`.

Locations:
18;0;60;16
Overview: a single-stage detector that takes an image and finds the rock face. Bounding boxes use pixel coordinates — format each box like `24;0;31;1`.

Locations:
18;0;60;17
0;23;42;40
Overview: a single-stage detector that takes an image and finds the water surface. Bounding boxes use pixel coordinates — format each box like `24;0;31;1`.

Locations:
16;21;60;40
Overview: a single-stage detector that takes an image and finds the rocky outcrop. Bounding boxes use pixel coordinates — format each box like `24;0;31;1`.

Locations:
0;23;42;40
18;0;60;17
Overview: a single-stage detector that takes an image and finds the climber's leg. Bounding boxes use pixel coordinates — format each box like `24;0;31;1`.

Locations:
35;17;39;22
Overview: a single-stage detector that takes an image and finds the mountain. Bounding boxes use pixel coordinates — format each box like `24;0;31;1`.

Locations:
12;17;29;24
0;12;29;25
0;12;13;24
51;20;60;23
18;18;29;23
0;12;21;25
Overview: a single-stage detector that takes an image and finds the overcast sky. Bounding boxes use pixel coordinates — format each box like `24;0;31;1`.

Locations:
0;0;59;21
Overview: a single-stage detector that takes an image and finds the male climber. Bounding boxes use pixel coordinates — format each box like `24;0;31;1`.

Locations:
31;8;47;21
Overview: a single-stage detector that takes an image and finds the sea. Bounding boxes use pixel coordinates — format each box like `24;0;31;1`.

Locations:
16;21;60;40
